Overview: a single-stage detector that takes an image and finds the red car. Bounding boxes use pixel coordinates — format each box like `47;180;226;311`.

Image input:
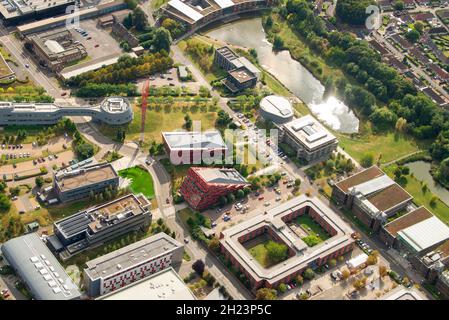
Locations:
94;44;100;48
258;196;264;201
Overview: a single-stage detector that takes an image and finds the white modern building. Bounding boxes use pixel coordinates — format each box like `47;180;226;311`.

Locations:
281;115;338;163
0;97;133;126
83;232;184;297
259;95;294;124
98;267;196;300
397;216;449;254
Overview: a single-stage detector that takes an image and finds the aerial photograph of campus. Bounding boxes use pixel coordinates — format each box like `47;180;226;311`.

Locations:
0;0;449;304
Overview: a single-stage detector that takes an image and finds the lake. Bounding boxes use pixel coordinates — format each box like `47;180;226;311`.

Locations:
405;161;449;205
205;18;360;133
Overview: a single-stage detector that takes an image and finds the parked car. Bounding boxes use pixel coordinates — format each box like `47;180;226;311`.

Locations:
258;196;264;201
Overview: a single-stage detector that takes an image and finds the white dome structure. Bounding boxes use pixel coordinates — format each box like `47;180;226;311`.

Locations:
259;95;294;124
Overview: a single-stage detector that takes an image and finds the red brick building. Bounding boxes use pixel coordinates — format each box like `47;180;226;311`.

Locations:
180;167;249;211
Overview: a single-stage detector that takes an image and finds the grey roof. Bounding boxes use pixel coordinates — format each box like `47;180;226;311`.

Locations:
196;167;248;185
162;131;227;150
1;233;81;300
398;216;449;252
84;233;183;281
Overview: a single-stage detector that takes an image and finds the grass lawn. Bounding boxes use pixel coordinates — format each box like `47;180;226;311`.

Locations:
99;103;218;146
119;166;155;199
384;165;449;224
160;158;191;194
178;37;228;83
247;239;288;268
337;131;422;164
151;0;169;9
295;215;330;242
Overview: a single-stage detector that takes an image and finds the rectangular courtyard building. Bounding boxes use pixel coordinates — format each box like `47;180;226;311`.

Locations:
53;162;119;203
48;193;152;260
1;233;81;300
219;196;355;292
180;167;250;211
162;131;227;165
331;166;413;231
83;232;184;297
281;115;338;163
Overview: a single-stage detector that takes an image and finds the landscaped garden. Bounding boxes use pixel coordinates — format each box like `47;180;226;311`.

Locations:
247;237;289;268
118;166;155;199
294;215;330;247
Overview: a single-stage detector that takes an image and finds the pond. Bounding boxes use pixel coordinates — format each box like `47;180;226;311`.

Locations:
205;18;359;133
405;161;449;205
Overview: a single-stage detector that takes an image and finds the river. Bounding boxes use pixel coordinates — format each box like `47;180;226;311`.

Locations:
205;18;359;134
405;161;449;205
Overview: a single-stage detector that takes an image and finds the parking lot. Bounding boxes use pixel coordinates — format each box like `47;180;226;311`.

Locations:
136;67;202;93
202;174;298;235
68;19;122;61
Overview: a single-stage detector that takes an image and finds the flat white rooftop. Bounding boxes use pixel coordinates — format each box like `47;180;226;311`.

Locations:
99;268;195;300
350;174;395;196
168;0;203;21
260;95;293;119
283;115;337;151
381;287;427;300
398;216;449;252
163;131;227;150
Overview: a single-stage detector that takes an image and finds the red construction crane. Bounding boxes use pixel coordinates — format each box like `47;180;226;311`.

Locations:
140;79;150;143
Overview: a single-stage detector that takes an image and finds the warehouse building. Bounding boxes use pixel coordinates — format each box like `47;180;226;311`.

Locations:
331;166;413;231
180;167;250;211
379;206;433;248
161;0;275;33
162;130;227;165
53;162;119;203
397;216;449;255
259;95;294;124
1;233;81;300
25;29;87;72
219;196;355;292
83;232;184;297
0;0;75;26
98;267;195;300
47;193;152;260
0;97;133;126
436;270;449;299
281;115;338;163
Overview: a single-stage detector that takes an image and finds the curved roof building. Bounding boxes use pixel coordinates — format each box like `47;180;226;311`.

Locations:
259;95;294;124
1;233;81;300
0;97;133;126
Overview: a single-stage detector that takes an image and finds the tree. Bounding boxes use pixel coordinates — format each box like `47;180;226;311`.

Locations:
329;259;337;267
341;268;351;280
9;186;20;197
0;193;11;211
369;107;398;130
393;0;404;10
336;0;376;25
227;193;235;203
192;260;205;275
35;176;44;188
414;21;425;34
184;114;192;130
75;143;94;160
218;196;227;206
360;153;374;168
294;179;301;188
235;189;245;199
366;251;379;265
273;35;284;50
278;283;287;294
0;182;6;193
303;268;315;280
266;241;288;264
153;27;172;52
379;265;388;278
255;288;277;300
296;275;304;286
132;7;148;31
405;29;420;43
208;237;220;252
352;276;367;290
